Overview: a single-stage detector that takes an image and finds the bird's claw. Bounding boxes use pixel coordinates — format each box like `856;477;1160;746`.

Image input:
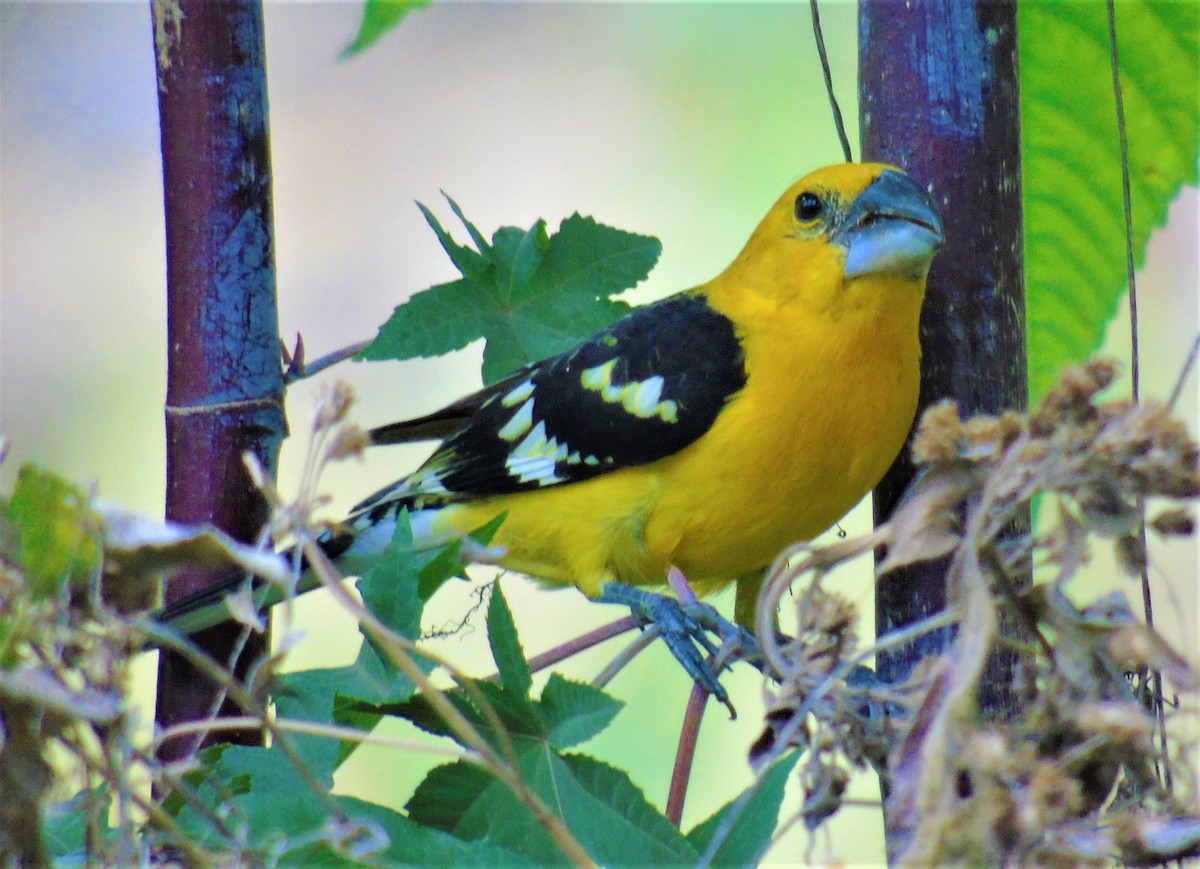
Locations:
599;581;759;716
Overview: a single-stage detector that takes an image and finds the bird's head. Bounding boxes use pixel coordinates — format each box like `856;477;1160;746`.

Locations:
715;163;944;315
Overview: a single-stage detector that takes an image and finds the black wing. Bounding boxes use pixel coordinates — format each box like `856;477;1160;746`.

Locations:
353;293;747;522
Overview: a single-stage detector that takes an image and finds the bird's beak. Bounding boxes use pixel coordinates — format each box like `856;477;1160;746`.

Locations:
836;169;945;281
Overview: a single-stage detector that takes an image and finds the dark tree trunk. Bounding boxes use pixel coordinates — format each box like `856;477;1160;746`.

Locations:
151;0;286;761
859;0;1028;857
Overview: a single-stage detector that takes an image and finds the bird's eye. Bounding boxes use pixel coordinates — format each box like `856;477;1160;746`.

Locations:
794;191;823;222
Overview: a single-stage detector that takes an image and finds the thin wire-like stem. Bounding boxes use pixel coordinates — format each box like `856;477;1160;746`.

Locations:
1167;332;1200;411
1106;0;1171;792
1105;0;1140;404
809;0;852;162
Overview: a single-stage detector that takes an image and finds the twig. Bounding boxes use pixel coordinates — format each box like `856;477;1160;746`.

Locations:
285;338;372;384
521;616;641;675
666;683;708;827
160;715;469;760
592;626;662;689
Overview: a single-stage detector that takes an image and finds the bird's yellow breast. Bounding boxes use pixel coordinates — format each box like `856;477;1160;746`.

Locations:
433;268;923;601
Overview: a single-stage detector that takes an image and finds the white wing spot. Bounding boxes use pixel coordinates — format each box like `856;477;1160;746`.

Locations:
506;420;569;485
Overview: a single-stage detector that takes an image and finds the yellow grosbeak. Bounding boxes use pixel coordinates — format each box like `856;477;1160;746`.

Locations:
331;162;942;627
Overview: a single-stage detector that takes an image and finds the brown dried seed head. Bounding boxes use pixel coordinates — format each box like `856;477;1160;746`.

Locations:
1033;359;1121;435
961;729;1010;774
913;401;963;464
313;381;356;430
1149;507;1194;536
325;424;370;462
1022;764;1082;828
1084;357;1120;390
1113;533;1147;576
1074;701;1155;748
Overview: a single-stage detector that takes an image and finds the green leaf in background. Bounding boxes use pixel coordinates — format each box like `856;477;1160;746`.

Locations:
1;463;98;600
359;197;661;385
1021;1;1199;402
686;750;801;867
342;0;431;59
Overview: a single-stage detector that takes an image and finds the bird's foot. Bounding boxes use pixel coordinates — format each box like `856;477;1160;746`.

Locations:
598;572;760;716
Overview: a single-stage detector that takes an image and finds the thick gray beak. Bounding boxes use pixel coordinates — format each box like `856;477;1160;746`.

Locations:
836;170;944;280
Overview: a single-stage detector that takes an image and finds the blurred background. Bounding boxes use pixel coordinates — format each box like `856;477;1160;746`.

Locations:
1;3;1195;865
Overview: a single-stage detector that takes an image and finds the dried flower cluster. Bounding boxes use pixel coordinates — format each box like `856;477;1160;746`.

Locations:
754;360;1200;866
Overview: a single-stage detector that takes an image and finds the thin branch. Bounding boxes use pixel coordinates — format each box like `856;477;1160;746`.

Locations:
160;715;469;760
592;626;662;689
666;683;708;827
284;337;372;384
523;616;641;674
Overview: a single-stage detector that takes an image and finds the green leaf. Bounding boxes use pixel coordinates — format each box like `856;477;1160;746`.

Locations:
275;667;361;776
357;515;423;642
341;0;430;58
420;199;491;280
174;746;332;851
487;583;532;697
459;751;697;865
43;789;107;861
558;753;698;865
405;760;497;833
414;748;695;865
297;796;536;867
1022;1;1199;402
536;674;624;750
272;514;442;772
359;201;659;385
2;464;98;599
416;512;505;600
687;751;801;867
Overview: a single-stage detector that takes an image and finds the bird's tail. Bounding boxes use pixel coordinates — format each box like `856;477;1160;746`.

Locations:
153;527;356;637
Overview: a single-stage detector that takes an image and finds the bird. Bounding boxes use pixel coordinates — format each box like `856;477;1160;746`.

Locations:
158;162;943;696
